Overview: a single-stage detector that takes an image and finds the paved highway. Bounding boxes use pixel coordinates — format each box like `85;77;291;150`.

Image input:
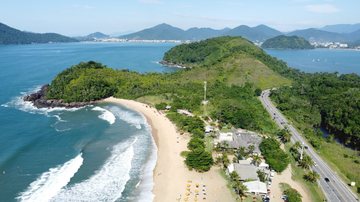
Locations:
260;89;358;202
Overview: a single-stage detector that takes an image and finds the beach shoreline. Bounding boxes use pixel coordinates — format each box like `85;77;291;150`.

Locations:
103;97;234;202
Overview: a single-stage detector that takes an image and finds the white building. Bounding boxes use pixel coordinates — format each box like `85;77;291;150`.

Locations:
244;181;267;195
216;132;234;143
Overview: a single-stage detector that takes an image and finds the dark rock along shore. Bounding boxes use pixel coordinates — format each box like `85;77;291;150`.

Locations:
23;84;96;108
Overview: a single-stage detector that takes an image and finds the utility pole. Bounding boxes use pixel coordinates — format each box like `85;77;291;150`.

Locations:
300;142;305;160
204;81;207;102
202;81;208;105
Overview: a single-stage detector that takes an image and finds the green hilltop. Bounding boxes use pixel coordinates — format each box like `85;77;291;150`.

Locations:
163;36;292;89
261;35;314;49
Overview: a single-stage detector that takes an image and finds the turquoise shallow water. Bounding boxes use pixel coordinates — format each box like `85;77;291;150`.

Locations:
266;49;360;74
0;42;176;202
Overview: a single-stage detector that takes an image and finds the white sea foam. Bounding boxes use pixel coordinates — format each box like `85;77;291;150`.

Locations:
91;106;116;125
17;154;83;202
2;86;83;116
110;106;145;129
136;125;157;202
51;139;136;202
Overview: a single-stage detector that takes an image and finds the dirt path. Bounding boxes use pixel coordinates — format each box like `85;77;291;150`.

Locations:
270;166;311;202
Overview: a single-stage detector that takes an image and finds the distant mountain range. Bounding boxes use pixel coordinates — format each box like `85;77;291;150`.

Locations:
120;23;281;42
320;23;360;33
75;32;110;41
2;21;360;45
0;23;77;45
119;23;360;43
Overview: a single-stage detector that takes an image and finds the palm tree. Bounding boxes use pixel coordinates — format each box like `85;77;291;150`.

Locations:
236;147;247;160
247;145;255;155
282;131;292;143
299;154;314;169
277;129;291;143
232;180;248;201
222;153;230;169
304;171;320;183
293;141;302;150
252;155;262;167
230;171;240;181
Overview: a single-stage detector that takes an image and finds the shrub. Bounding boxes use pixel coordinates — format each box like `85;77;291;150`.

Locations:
185;148;214;172
284;188;302;202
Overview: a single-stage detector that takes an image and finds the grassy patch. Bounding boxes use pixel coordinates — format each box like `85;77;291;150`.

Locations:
135;94;170;106
204;136;214;153
280;183;291;192
285;143;326;202
317;141;360;195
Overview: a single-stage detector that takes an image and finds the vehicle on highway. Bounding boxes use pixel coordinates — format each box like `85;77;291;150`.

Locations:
325;177;330;182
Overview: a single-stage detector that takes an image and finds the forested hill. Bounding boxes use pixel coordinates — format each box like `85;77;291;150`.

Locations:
162;36;293;89
261;35;314;49
44;37;299;135
0;22;78;44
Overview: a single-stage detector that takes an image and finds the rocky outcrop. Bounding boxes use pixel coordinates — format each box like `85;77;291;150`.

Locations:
23;84;96;108
159;60;189;69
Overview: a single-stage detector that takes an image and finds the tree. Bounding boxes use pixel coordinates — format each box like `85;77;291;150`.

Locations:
187;137;205;151
230;171;240;182
284;188;302;202
293;141;302;150
255;88;262;96
252;155;262;166
232;180;248;201
221;153;230;169
185;148;214;172
259;138;290;172
257;170;267;182
247;144;255;155
236;147;247;160
304;171;320;183
277;129;291;143
298;154;314;169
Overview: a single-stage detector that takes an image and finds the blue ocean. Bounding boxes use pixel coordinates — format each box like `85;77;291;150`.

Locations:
0;42;177;202
0;43;359;202
266;48;360;74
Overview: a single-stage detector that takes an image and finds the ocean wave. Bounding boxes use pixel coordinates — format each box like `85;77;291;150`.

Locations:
17;153;84;202
110;106;145;129
136;125;157;202
91;106;116;125
2;87;84;116
51;139;137;202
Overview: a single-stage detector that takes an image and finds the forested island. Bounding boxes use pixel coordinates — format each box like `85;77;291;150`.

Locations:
261;35;314;49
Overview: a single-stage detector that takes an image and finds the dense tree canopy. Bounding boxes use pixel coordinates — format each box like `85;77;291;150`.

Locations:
261;35;314;49
259;138;290;172
271;73;360;149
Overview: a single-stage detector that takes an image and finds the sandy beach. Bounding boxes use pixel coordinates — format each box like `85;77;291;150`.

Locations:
103;97;234;202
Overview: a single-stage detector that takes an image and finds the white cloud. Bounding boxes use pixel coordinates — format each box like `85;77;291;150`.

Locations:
138;0;161;4
305;4;340;13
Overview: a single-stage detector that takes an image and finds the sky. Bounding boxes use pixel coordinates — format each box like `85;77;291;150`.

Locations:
0;0;359;36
